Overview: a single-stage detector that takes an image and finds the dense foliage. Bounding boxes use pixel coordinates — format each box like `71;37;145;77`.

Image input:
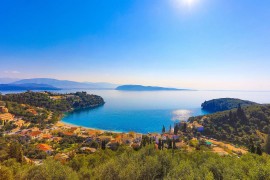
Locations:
1;144;270;180
190;104;270;147
1;93;270;179
0;91;105;130
1;91;105;112
201;98;257;112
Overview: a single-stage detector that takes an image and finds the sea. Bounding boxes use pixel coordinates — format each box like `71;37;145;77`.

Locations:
2;90;270;134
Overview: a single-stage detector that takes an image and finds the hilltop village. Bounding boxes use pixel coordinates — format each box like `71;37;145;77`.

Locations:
0;91;248;165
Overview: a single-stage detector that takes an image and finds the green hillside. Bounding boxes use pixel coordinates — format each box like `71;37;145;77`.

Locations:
1;144;270;180
190;104;270;146
201;98;257;112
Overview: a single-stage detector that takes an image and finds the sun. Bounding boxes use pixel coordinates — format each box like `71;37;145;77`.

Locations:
183;0;196;6
172;0;198;8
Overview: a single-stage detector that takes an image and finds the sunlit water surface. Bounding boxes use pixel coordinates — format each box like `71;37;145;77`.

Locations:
2;90;270;133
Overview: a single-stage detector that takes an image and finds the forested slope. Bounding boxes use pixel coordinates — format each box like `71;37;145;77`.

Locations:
190;104;270;146
201;98;257;112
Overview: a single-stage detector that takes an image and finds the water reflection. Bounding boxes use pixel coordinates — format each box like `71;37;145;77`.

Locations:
172;110;192;121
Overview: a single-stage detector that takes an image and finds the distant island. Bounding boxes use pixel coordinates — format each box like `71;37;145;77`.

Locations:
201;98;257;112
116;85;191;91
0;83;61;91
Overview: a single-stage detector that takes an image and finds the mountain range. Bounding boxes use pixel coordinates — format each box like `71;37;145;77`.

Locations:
0;78;187;91
11;78;118;89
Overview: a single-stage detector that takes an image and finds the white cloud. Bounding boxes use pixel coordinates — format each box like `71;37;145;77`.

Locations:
4;70;20;74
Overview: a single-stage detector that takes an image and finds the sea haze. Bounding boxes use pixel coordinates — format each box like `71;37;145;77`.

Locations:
59;90;270;133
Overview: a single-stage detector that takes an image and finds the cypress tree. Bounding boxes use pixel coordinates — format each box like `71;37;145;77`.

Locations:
162;125;166;134
237;104;247;122
167;139;172;149
101;140;106;150
183;123;187;133
142;138;147;147
249;138;255;153
172;138;176;149
256;144;263;156
146;136;150;144
174;124;179;135
158;139;162;150
9;141;23;163
265;131;270;154
237;104;242;116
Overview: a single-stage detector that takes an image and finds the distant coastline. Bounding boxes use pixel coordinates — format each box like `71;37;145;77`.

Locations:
0;83;61;91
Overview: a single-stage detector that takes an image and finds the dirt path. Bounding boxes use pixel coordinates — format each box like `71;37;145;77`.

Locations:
208;139;248;154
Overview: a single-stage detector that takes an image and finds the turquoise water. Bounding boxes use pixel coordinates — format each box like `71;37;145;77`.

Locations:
2;90;270;133
60;90;270;134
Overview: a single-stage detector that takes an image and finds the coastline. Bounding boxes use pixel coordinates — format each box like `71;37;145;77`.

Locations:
59;120;127;134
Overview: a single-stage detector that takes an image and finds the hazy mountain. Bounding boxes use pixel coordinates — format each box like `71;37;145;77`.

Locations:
0;78;21;84
13;78;118;89
83;82;119;89
116;85;190;91
0;83;60;91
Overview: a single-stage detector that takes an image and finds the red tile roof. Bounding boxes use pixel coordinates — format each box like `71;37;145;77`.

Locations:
37;144;53;151
29;131;42;137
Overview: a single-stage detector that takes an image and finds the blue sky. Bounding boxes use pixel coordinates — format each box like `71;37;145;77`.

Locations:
0;0;270;90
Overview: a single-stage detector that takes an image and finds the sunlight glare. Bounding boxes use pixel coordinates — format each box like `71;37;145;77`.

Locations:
171;0;198;9
183;0;196;6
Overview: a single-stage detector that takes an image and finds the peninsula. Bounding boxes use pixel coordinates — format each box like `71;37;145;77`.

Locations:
116;85;190;91
201;98;257;112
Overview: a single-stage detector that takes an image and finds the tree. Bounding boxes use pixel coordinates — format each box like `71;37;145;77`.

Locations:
167;139;172;149
249;139;256;153
183;123;187;133
174;124;179;135
8;141;23;163
101;141;106;150
158;139;162;150
149;137;152;144
256;144;263;156
237;104;242;116
141;136;147;147
237;104;247;122
265;131;270;154
172;138;176;149
162;125;166;134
